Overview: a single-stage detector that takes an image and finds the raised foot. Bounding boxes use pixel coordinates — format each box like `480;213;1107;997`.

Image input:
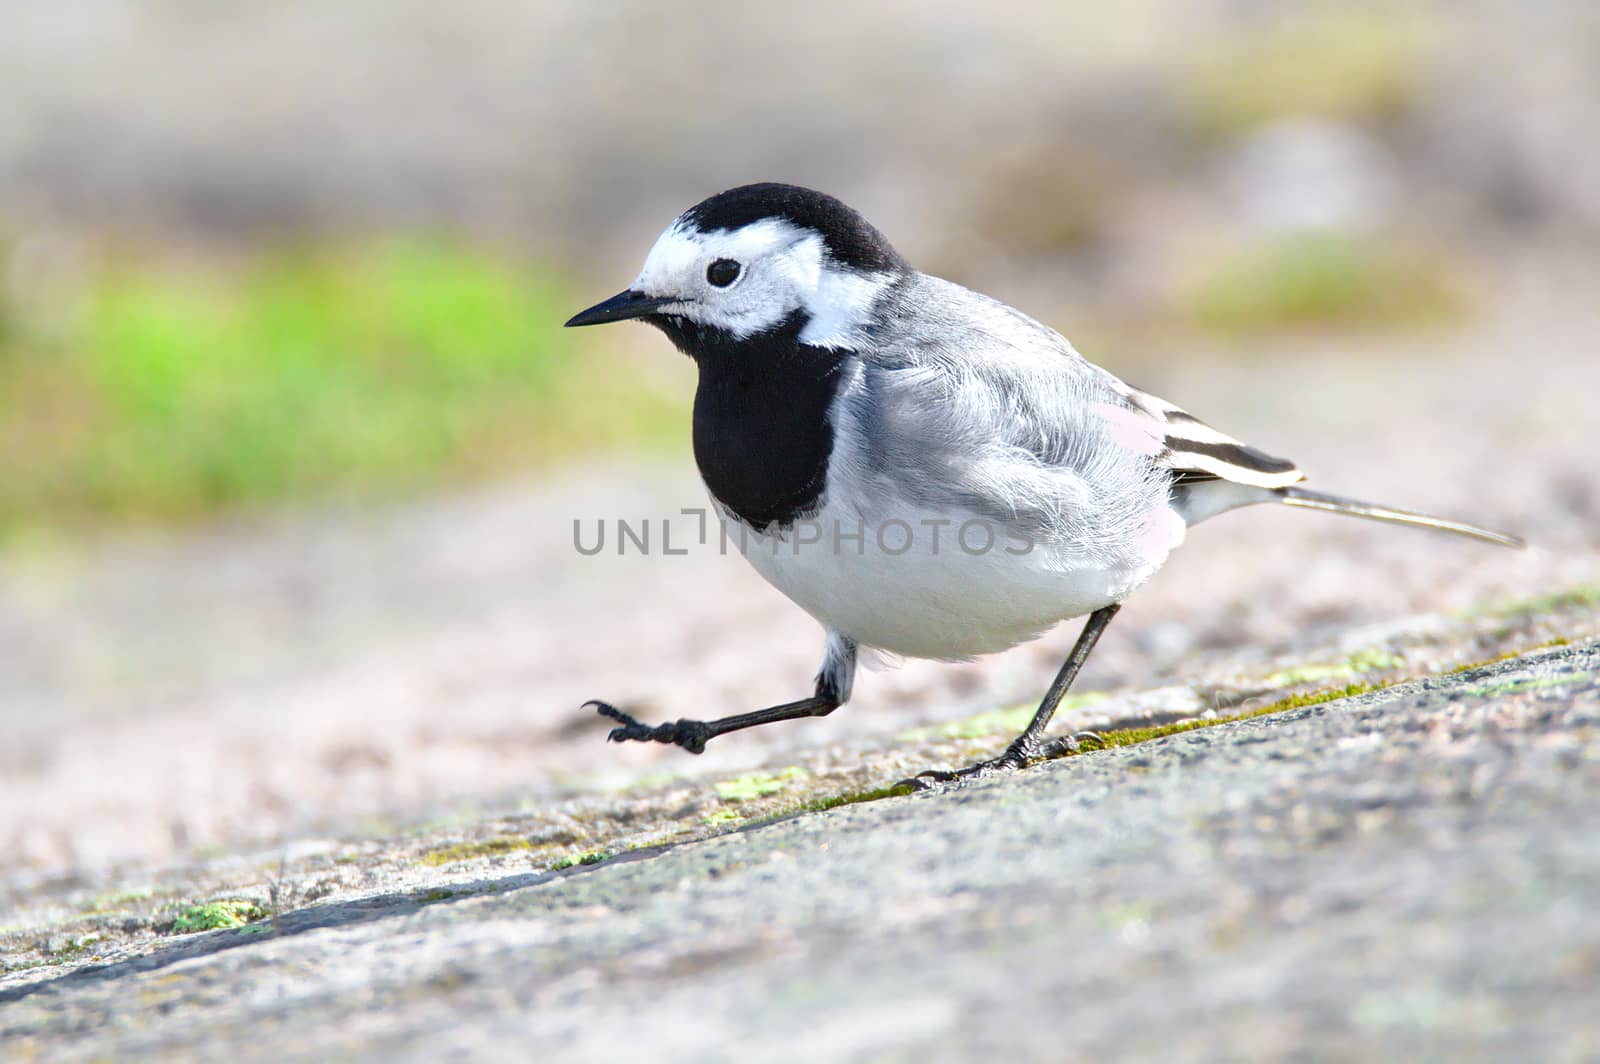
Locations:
585;700;711;754
900;731;1107;792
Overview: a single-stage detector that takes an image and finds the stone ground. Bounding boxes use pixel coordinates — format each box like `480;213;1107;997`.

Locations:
2;640;1596;1061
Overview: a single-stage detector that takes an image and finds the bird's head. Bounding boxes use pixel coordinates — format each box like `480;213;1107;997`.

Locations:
565;183;906;352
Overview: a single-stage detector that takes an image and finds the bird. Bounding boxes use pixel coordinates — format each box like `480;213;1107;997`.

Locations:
565;182;1522;786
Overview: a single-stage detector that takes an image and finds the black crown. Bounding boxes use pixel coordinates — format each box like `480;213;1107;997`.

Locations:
681;183;906;273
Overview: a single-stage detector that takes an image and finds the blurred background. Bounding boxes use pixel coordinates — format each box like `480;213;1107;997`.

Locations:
2;1;1597;881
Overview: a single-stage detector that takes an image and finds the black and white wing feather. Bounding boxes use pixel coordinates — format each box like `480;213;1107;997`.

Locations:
1117;386;1304;489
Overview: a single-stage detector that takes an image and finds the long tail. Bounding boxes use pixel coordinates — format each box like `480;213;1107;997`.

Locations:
1276;487;1524;549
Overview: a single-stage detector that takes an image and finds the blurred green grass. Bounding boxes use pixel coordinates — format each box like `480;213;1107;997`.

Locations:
1184;230;1462;337
0;238;683;539
1178;9;1437;139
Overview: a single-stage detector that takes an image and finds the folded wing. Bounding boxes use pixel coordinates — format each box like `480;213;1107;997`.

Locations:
1116;386;1305;489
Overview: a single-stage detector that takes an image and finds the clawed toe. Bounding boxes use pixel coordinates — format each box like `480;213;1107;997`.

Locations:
586;700;650;743
1041;730;1106;758
898;769;957;792
585;699;627;724
583;700;710;754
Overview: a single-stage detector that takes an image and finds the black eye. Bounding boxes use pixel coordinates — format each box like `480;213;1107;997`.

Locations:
706;258;742;287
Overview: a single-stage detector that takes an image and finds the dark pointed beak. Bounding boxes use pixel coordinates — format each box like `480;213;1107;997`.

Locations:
564;289;674;328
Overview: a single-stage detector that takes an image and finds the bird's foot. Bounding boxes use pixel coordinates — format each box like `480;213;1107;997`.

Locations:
900;731;1106;792
586;701;711;754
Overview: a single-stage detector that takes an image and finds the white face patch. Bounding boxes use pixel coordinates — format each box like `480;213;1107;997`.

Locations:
631;217;896;346
800;266;895;350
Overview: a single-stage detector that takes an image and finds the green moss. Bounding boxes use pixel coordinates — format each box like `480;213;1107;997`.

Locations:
1044;680;1390;758
712;766;807;802
702;808;744;826
170;900;269;934
44;933;103;957
420;835;535;867
550;850;608;871
3;958;48;975
796;782;919;814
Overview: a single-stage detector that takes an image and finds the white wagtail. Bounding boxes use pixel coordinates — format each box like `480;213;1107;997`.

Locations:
566;182;1521;784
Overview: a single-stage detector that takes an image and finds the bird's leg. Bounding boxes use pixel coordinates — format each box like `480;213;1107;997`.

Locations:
587;634;856;755
588;694;840;754
906;604;1120;789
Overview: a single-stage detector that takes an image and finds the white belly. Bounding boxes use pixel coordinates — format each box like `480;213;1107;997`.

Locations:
723;491;1185;661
